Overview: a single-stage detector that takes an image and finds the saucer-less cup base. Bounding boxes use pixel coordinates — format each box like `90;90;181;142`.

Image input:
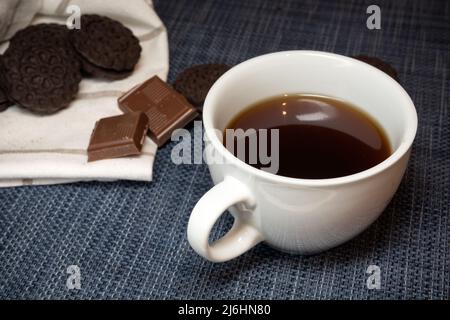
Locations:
187;51;418;262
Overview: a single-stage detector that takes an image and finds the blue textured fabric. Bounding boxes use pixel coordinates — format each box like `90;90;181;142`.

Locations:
0;0;449;299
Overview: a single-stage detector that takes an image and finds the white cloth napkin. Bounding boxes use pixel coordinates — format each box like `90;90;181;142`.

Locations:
0;0;42;41
0;0;169;187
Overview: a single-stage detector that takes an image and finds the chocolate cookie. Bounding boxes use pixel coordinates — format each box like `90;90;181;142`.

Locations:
174;64;231;109
2;45;82;114
0;88;12;112
0;57;13;112
9;23;71;50
71;14;141;72
0;84;13;112
352;55;399;81
80;54;133;80
8;23;80;73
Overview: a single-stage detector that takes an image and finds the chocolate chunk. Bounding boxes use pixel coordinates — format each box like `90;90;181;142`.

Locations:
118;76;198;147
71;14;141;74
352;55;399;81
87;112;148;162
2;44;81;114
174;63;231;109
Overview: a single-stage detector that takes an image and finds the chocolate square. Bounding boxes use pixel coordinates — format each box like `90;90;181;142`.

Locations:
87;112;148;162
118;76;198;146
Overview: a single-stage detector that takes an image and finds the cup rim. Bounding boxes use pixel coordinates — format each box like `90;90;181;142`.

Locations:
203;50;418;187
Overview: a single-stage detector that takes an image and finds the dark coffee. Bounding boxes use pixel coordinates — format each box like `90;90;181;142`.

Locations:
224;94;391;179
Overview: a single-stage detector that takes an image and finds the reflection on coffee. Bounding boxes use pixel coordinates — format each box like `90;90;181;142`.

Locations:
224;94;391;179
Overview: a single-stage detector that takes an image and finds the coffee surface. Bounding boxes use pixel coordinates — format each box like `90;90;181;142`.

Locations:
224;94;391;179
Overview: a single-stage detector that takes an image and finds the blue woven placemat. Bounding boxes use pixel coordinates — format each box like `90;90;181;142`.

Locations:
0;0;449;299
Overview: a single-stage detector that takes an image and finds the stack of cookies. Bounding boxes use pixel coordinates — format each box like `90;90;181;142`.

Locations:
0;15;141;115
71;15;142;81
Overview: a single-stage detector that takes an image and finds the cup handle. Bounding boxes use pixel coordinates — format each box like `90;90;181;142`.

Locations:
187;176;263;262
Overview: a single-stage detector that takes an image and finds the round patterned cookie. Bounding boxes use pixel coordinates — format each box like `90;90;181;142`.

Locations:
7;23;81;74
173;63;231;108
9;23;71;50
352;55;399;81
2;45;82;114
71;14;141;72
0;86;13;112
80;53;133;80
0;56;13;112
0;87;12;112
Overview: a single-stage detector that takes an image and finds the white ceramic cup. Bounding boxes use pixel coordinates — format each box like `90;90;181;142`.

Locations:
187;51;417;262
